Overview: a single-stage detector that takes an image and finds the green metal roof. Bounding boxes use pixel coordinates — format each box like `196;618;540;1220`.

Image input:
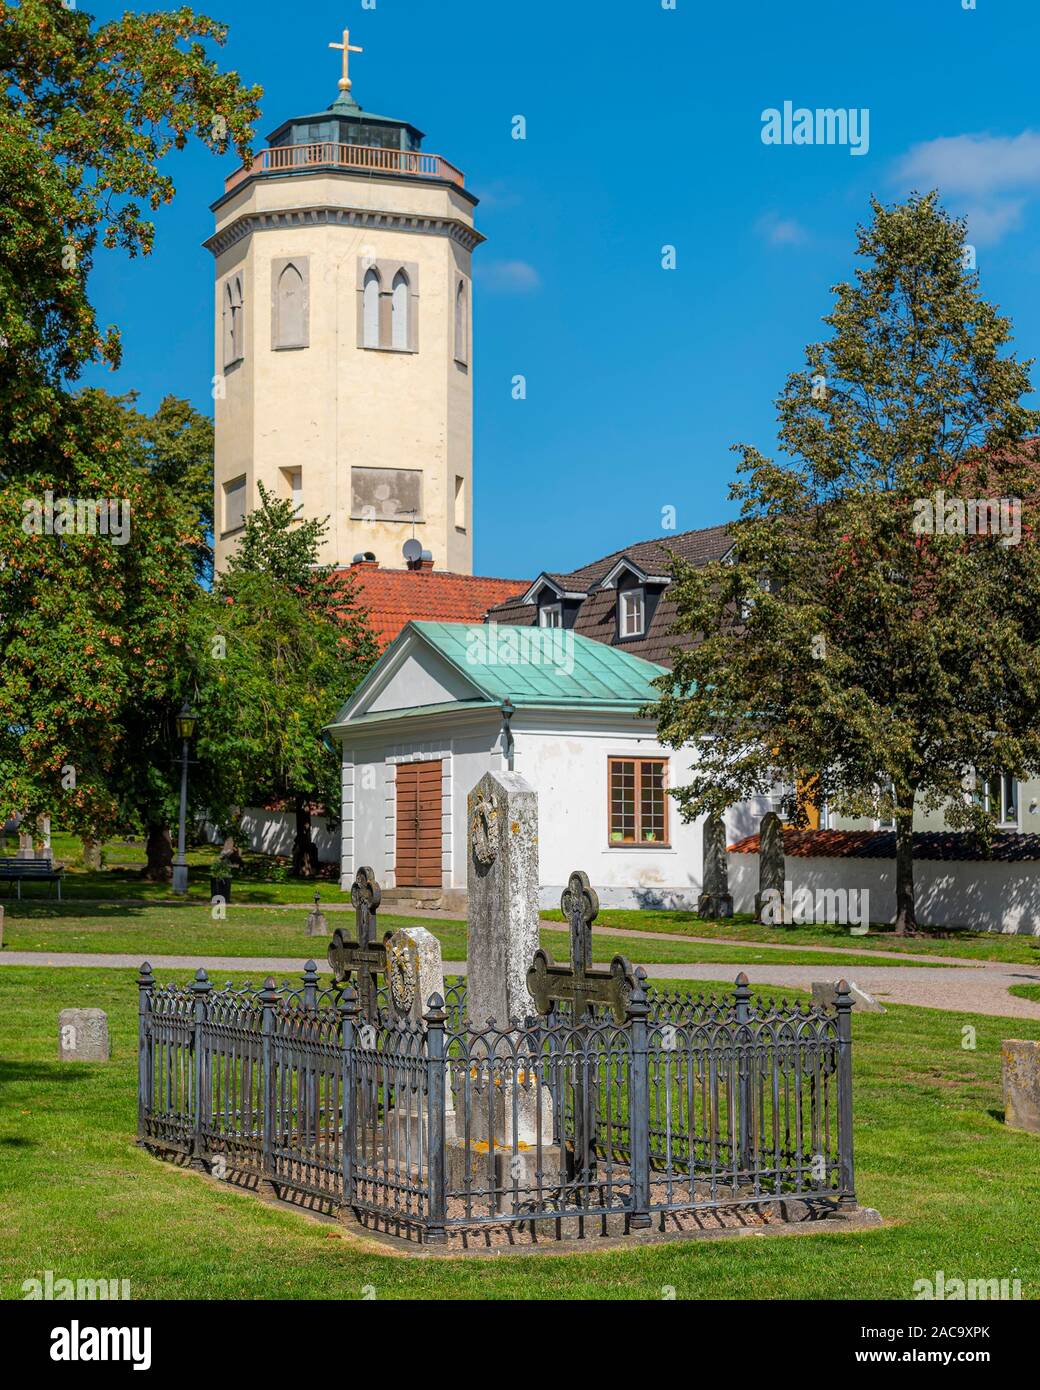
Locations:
329;622;669;732
410;622;667;704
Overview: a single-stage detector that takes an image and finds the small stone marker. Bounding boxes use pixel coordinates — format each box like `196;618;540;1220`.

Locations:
698;815;734;918
1001;1040;1040;1134
305;891;328;937
755;811;786;923
58;1008;110;1061
811;980;886;1014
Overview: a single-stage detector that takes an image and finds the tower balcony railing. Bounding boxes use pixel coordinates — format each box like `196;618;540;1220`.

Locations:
224;141;466;194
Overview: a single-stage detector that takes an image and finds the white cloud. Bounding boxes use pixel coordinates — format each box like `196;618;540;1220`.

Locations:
476;259;541;293
755;211;809;246
892;131;1040;247
894;131;1040;198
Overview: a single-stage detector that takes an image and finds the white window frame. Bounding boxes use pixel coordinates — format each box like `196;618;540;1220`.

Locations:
539;603;562;628
619;588;645;638
362;268;381;348
980;773;1019;829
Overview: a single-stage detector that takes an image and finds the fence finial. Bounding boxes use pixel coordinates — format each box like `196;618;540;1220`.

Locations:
424;991;447;1026
191;968;212;996
137;961;154;991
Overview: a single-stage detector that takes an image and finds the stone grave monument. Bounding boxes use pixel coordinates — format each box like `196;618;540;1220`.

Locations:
697;815;734;918
755;811;786;923
453;770;549;1186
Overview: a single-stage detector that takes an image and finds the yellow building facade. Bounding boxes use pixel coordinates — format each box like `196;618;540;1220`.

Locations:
207;33;483;573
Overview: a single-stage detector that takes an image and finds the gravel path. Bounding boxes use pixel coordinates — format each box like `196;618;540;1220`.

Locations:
3;950;1040;1019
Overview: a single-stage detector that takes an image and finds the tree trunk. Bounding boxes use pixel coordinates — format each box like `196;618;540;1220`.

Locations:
143;822;173;882
893;790;918;936
81;836;102;872
292;796;319;877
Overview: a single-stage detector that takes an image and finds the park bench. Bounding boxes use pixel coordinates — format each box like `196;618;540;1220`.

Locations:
0;856;65;900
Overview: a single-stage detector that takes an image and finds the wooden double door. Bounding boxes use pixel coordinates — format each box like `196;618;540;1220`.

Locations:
395;760;443;887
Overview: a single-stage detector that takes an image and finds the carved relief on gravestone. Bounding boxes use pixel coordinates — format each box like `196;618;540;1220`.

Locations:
469;790;498;868
384;931;419;1018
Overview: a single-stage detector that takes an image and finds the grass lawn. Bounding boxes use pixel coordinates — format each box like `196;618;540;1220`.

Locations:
0;966;1036;1299
1009;984;1040;1004
8;832;353;905
0;903;944;970
543;907;1040;966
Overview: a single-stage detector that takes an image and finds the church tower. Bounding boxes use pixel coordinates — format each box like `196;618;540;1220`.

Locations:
207;30;482;574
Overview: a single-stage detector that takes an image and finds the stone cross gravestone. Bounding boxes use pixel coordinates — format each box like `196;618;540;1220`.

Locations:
697;815;734;919
59;1008;110;1061
327;867;385;1024
527;869;636;1182
755;811;786;923
527;870;635;1026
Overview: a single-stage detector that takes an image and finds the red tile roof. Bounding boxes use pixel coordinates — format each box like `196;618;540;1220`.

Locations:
728;828;1040;862
337;565;529;648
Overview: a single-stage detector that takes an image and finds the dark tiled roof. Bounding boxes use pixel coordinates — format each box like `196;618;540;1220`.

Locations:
336;566;529;648
486;523;733;667
728;828;1040;863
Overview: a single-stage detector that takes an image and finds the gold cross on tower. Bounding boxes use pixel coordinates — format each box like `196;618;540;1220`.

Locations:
329;28;363;93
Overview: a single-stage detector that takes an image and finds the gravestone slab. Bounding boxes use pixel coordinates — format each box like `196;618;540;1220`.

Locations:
385;926;455;1144
811;980;886;1014
755;812;786;923
1002;1039;1040;1134
59;1008;110;1061
698;815;733;918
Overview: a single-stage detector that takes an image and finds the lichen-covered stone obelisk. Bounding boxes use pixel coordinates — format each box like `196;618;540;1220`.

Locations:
466;770;540;1028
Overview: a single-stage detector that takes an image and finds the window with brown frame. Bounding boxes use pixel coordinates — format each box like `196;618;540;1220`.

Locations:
608;757;669;845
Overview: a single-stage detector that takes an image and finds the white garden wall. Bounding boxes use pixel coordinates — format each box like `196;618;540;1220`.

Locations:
205;809;339;864
728;851;1040;935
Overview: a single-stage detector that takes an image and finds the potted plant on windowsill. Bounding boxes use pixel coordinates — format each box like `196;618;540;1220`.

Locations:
210;857;234;902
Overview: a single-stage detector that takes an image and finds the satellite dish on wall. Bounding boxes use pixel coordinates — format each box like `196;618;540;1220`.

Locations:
402;538;423;563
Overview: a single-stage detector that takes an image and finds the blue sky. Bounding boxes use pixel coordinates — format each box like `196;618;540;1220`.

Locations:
82;0;1040;578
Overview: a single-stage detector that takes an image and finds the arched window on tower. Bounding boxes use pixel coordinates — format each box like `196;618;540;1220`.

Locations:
454;279;468;364
363;268;381;348
391;269;410;350
223;274;244;367
275;261;306;348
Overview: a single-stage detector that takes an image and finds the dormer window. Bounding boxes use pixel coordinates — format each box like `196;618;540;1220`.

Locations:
539;603;562;628
619;588;645;638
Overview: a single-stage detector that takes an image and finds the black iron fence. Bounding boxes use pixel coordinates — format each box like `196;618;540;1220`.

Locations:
138;964;855;1243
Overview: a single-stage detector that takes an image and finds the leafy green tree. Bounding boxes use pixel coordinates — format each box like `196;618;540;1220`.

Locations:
0;2;259;871
127;394;215;584
195;487;378;874
0;389;203;859
653;194;1040;933
0;0;260;456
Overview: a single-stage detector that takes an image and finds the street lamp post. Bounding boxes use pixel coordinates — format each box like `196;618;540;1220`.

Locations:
172;702;198;895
